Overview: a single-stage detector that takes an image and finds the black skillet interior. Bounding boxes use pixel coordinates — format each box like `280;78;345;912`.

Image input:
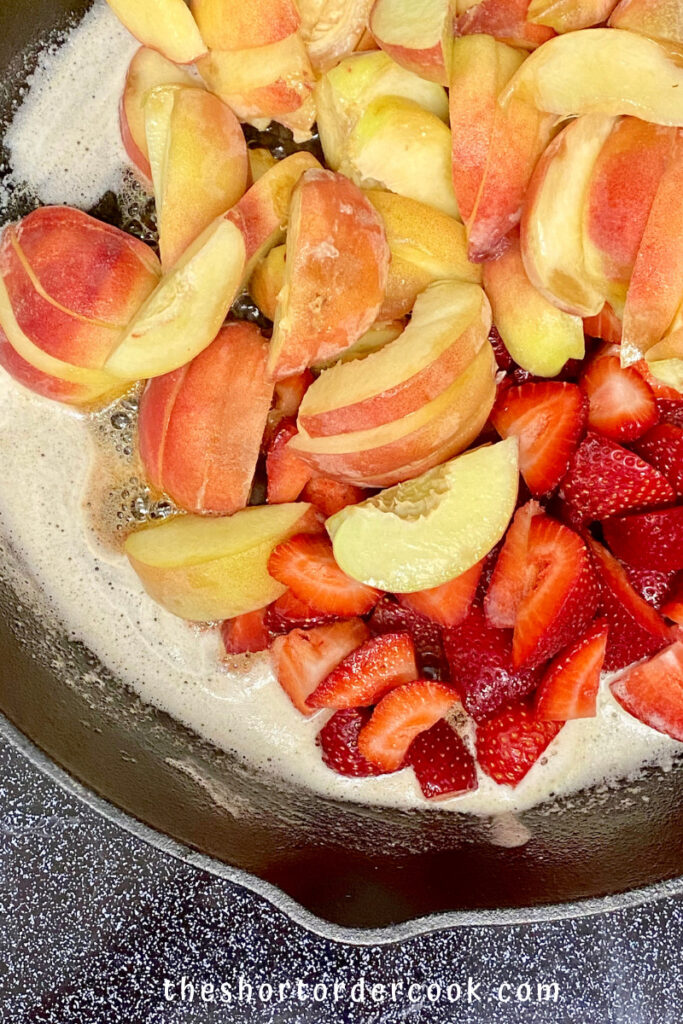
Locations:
0;0;681;931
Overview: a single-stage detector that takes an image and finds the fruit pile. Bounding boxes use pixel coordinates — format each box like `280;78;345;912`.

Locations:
1;0;683;800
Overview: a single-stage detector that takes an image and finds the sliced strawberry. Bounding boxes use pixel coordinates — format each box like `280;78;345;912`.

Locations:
534;619;609;721
221;608;269;655
634;423;683;495
603;506;683;573
588;539;672;672
268;533;381;616
476;700;563;787
270;618;369;715
398;560;483;629
662;574;683;625
443;605;542;722
624;565;677;611
367;596;448;680
484;501;543;628
317;707;388;778
657;398;683;428
581;354;658;443
491;382;587;496
560;432;676;523
266;418;313;503
301;476;366;518
264;589;341;635
358;679;459;772
610;641;683;742
405;719;478;800
583;303;622;345
306;632;418;709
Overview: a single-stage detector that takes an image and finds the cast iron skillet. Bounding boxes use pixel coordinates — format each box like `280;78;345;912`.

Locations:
1;0;682;933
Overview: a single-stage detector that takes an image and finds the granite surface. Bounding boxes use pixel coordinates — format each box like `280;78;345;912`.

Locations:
1;727;682;1024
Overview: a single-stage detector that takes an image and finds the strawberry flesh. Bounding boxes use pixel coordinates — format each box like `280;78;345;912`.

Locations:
602;506;683;573
534;619;609;721
270;618;369;715
358;679;459;772
476;700;564;787
610;642;683;742
318;707;388;778
367;596;449;680
405;719;478;800
306;632;418;709
398;559;483;628
581;354;658;443
264;589;342;635
485;500;542;628
221;608;270;655
301;476;367;518
268;533;381;616
634;423;683;495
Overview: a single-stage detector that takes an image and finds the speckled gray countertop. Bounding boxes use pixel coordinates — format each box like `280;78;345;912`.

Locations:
1;728;682;1023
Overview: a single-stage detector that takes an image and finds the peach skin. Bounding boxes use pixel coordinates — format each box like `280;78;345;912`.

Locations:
120;48;196;182
610;0;683;46
297;280;491;437
528;0;618;32
267;170;390;380
369;0;448;84
299;0;375;72
584;303;623;345
105;0;206;64
139;323;274;515
190;0;300;50
483;231;585;376
145;85;248;269
455;0;555;49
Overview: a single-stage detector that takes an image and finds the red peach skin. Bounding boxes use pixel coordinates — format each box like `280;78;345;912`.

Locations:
455;0;555;49
190;0;300;49
369;0;448;84
268;170;390;380
139;323;274;515
105;0;206;64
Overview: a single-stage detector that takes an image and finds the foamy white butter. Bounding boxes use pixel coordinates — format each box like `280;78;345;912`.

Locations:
0;1;680;816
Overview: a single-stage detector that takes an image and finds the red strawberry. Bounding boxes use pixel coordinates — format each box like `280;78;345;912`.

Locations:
581;354;658;443
534;619;609;721
317;708;388;778
301;476;366;518
624;565;677;611
358;679;459;772
398;559;483;628
264;589;341;635
476;701;563;787
270;618;369;715
588;539;672;671
634;362;683;402
405;719;478;800
662;574;683;625
634;423;683;495
443;605;542;721
485;501;543;628
610;641;683;742
368;596;449;680
268;534;381;616
306;632;418;709
602;506;683;573
489;326;513;370
657;398;683;428
266;419;313;503
491;382;587;496
221;608;269;655
560;432;676;523
583;303;622;345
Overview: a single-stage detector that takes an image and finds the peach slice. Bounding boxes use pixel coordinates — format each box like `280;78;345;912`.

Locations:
313;320;405;368
366;190;481;319
326;438;519;592
190;0;300;50
298;280;491;436
609;0;683;46
344;96;459;218
105;0;206;65
315;51;449;173
483;231;584;376
521;113;617;316
249;245;286;321
125;502;312;621
299;0;375;72
120;47;196;182
145;85;248;269
104;217;245;380
267;169;390;380
455;0;555;49
289;341;497;487
369;0;448;84
248;148;277;183
502;28;683;125
528;0;618;32
139;324;274;515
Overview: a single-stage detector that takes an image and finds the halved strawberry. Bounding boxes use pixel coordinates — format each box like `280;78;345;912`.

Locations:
603;506;683;573
221;608;269;655
405;719;478;800
398;560;483;629
491;382;587;496
301;476;366;518
443;605;542;721
264;589;341;635
581;354;658;443
270;618;369;715
588;539;672;671
484;501;543;628
610;641;683;742
624;565;677;611
560;432;676;523
367;596;449;680
266;418;313;503
657;399;683;428
534;619;609;721
358;680;459;772
476;701;564;787
268;533;381;616
662;574;683;625
634;423;683;495
306;632;418;709
317;707;388;777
